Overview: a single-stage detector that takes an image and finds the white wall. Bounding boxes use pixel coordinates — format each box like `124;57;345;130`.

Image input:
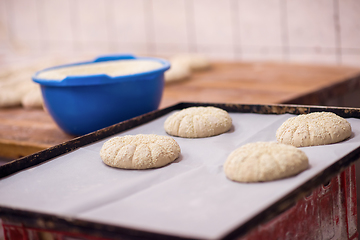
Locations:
0;0;359;66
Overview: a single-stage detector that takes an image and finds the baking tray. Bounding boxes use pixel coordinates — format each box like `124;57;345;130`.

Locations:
1;102;360;240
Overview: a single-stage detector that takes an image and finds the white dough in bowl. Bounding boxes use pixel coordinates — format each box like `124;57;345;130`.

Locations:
164;106;232;138
276;112;352;147
224;142;309;183
100;134;181;169
36;59;163;80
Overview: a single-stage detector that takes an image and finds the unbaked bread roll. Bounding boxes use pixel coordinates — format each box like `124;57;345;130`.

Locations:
0;78;39;107
276;112;352;147
224;142;309;183
164;61;191;83
0;57;68;109
100;134;181;169
21;86;43;109
164;106;232;138
170;53;210;71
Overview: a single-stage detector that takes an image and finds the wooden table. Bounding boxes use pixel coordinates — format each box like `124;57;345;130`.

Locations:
1;61;360;159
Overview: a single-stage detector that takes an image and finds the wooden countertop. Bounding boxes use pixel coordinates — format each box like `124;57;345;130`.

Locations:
1;61;360;159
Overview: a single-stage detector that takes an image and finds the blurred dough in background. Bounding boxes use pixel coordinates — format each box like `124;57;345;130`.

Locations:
0;57;68;109
170;53;211;71
0;78;39;108
164;61;191;83
21;86;43;109
0;54;211;107
165;53;211;84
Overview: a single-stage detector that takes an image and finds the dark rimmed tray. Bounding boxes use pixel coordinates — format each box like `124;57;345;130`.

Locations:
1;102;360;240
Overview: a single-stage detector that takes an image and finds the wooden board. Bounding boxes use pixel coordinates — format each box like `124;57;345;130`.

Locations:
0;108;74;158
1;61;360;159
161;62;360;108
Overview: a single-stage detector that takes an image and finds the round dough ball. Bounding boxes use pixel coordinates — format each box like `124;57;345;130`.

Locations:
170;53;210;71
165;61;191;83
100;134;181;169
224;142;309;183
164;106;232;138
21;86;43;109
276;112;352;147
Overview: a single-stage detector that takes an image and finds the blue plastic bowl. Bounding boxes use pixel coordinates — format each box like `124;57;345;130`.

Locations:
32;54;170;136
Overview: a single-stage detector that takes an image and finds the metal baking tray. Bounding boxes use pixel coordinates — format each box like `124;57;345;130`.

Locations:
1;102;360;240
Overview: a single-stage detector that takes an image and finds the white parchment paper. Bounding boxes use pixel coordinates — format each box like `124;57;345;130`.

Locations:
0;112;360;239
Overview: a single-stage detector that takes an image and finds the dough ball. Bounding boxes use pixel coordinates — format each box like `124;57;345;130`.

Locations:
21;86;43;109
0;57;67;108
170;53;210;71
0;78;38;108
224;142;309;183
100;134;181;169
276;112;352;147
164;106;232;138
165;61;191;83
0;86;23;107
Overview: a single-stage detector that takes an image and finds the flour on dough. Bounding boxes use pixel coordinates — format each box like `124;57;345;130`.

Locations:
224;142;309;183
164;106;232;138
100;134;181;169
276;112;352;147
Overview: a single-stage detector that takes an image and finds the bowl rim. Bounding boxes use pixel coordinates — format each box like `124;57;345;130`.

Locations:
32;54;170;87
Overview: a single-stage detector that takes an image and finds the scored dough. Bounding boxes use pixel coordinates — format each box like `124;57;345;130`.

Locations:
164;106;232;138
100;134;181;169
276;112;352;147
224;142;309;183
